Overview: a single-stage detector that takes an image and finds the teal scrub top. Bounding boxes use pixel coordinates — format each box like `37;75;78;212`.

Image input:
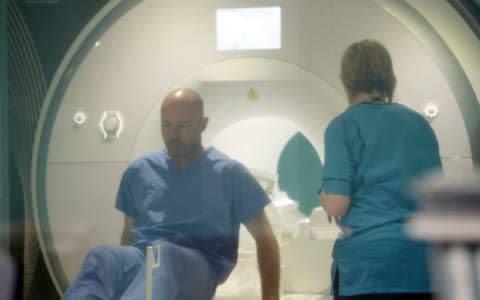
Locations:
322;100;442;295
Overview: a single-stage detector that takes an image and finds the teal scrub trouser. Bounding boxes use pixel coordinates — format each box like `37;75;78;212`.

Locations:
62;240;217;300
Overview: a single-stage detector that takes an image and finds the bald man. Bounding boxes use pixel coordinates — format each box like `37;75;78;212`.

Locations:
63;88;280;300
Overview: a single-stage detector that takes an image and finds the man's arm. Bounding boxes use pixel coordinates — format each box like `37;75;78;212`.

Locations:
245;210;280;300
120;215;135;245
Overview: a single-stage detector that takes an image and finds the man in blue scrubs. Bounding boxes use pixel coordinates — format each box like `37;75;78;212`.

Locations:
63;88;280;300
321;40;441;300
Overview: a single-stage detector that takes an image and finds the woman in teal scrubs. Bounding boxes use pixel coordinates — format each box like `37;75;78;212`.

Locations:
321;39;441;300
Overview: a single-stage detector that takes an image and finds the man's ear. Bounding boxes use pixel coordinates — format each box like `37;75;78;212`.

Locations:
201;116;209;132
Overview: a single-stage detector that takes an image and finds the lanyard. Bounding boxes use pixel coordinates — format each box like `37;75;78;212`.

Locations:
361;96;387;103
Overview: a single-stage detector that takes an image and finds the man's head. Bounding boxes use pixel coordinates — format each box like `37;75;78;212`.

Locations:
160;88;208;162
340;39;396;103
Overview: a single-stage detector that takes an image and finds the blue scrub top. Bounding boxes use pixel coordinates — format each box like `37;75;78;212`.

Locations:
115;147;270;283
322;101;441;295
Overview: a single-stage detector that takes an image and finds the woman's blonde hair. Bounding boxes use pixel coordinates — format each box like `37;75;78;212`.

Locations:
340;39;396;102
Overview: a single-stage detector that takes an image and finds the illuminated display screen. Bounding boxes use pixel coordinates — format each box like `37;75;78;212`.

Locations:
216;7;281;51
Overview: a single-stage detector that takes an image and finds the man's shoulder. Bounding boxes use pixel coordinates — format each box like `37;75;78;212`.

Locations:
205;147;231;162
204;147;244;171
127;149;167;171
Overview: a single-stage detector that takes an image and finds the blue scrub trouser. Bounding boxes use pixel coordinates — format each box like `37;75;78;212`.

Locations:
62;240;217;300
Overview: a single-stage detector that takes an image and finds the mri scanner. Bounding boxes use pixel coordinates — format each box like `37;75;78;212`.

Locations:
29;0;479;298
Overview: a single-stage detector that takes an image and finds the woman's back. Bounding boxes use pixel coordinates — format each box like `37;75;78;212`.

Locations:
323;100;442;295
326;101;441;248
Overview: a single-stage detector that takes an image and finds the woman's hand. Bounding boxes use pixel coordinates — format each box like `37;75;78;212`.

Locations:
327;215;341;226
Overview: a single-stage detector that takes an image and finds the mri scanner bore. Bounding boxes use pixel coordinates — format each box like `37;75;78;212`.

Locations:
30;0;479;299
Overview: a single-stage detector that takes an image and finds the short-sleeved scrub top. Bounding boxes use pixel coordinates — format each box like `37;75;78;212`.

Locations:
116;147;270;284
322;100;442;296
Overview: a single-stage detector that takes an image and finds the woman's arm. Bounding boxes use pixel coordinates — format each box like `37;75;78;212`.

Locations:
321;190;350;224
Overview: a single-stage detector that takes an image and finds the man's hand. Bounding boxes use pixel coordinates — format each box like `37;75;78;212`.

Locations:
245;210;280;300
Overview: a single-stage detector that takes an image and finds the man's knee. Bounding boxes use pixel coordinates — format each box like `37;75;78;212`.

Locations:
157;240;198;261
154;241;213;278
156;241;177;257
84;245;123;269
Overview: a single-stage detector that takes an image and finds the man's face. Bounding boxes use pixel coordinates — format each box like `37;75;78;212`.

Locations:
161;101;206;160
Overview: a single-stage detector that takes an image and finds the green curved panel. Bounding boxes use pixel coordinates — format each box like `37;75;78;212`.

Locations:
277;132;323;216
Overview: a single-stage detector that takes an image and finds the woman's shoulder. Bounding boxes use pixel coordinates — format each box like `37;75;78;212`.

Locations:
388;102;432;126
326;107;361;131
